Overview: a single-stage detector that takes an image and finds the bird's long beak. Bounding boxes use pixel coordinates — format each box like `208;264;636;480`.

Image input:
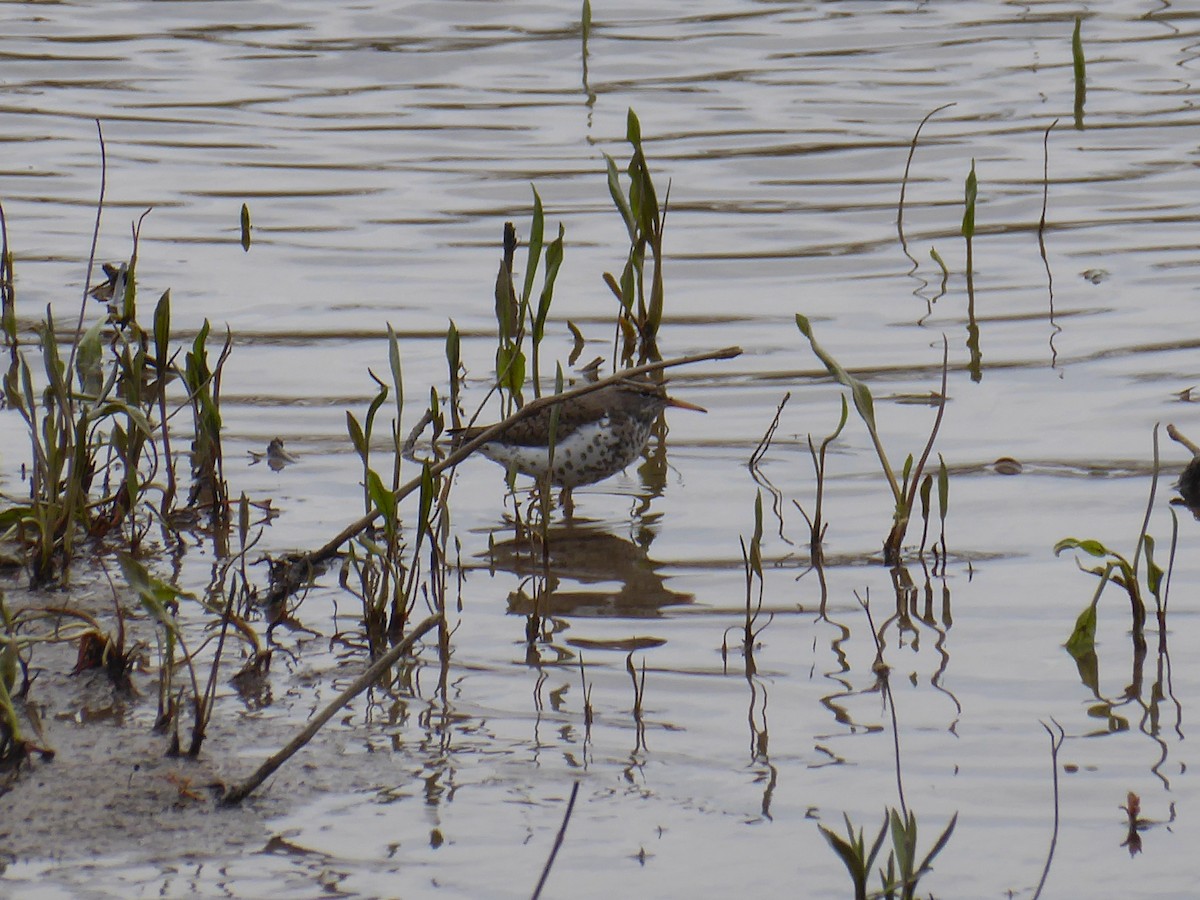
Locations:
666;395;707;413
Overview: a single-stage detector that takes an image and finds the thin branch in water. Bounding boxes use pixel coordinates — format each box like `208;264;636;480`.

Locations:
1031;719;1064;900
1130;423;1160;597
897;102;956;265
530;781;581;900
221;613;441;805
1038;119;1061;366
749;392;789;469
749;392;794;546
1037;119;1058;238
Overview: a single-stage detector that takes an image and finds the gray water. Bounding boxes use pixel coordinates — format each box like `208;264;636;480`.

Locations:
3;1;1200;897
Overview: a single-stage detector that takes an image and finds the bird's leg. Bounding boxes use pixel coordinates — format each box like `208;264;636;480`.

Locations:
561;486;575;519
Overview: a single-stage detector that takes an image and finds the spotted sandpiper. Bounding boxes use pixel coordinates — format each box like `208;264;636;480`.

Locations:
451;379;705;504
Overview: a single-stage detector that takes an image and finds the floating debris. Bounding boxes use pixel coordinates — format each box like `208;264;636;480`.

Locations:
249;438;298;471
993;457;1023;475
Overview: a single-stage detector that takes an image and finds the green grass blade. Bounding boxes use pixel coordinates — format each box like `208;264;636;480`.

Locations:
521;187;545;306
388;323;404;425
937;454;949;520
1072;17;1086;129
366;469;397;539
534;223;565;344
605;153;636;240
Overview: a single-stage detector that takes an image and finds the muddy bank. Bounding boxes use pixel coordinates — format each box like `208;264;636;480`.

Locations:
1;570;419;887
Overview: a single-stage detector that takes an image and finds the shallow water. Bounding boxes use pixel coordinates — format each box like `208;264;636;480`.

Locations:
4;1;1200;897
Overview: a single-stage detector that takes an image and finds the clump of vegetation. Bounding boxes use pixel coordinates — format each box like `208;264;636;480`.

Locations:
1055;426;1175;658
819;807;957;900
795;315;949;565
490;193;565;410
1;201;231;584
604;107;669;364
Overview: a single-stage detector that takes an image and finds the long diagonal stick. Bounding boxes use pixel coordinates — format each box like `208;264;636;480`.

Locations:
266;345;742;605
221;613;442;805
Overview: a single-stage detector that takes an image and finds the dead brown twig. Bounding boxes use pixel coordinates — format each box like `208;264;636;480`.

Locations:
221;612;441;805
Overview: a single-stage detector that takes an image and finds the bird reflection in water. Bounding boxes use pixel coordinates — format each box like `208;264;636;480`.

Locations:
485;523;692;619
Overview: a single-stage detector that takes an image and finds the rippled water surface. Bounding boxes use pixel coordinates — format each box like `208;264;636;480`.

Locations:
5;1;1200;897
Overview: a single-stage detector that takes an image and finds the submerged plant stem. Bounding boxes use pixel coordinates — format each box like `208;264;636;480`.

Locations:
531;781;581;900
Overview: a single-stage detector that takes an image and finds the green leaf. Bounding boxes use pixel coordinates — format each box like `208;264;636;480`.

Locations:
119;260;137;324
416;463;436;550
1072;16;1086;130
605;153;636;240
94;400;155;437
40;308;67;400
427;385;444;437
1053;537;1111;558
357;534;387;558
445;321;460;380
388;323;404;425
346;411;366;457
1;638;17;694
830;393;849;442
238;492;250;548
494;259;518;339
818;825;865;883
618;257;637;314
240;202;252;251
961;159;977;239
1143;534;1163;599
930;246;949;277
496;345;526;395
795;314;877;431
889;809;914;875
534;224;565;344
75;318;106;398
521;187;545;306
1065;598;1098;658
366;469;397;536
937;454;949;520
153;289;171;369
363;370;389;444
919;474;933;521
118;552;193;623
626;107;642;146
864;815;889;875
750;490;764;580
630;152;659;243
917;812;958;876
